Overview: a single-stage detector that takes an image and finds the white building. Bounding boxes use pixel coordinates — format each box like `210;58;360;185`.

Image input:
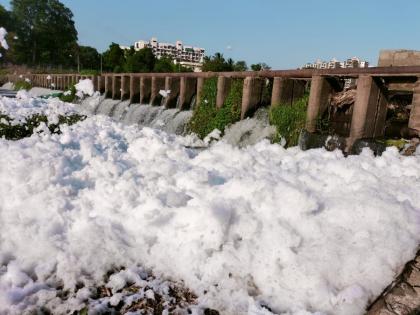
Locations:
303;57;369;70
134;37;205;72
303;57;370;89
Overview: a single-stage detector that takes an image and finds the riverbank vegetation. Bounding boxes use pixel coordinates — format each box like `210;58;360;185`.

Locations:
0;113;85;140
13;79;32;91
269;95;309;147
188;78;243;138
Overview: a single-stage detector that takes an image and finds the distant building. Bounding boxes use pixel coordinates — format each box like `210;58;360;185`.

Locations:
133;37;205;72
303;57;369;70
303;57;369;89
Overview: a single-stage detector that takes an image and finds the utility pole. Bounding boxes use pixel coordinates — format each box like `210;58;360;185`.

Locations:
100;54;103;74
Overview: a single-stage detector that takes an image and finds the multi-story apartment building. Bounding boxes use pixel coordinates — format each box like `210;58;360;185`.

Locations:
303;57;369;89
303;57;369;70
133;37;205;72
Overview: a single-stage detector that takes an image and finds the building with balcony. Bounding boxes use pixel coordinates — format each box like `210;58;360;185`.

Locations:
134;37;205;72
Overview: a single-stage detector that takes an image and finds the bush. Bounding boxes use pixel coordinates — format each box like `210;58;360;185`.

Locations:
59;84;77;103
0;113;86;140
14;80;32;91
188;78;242;139
269;95;309;147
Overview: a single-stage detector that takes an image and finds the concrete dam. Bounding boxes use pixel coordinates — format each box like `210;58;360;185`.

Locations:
3;63;420;151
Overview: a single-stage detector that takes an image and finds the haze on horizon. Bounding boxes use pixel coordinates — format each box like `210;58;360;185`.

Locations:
1;0;419;69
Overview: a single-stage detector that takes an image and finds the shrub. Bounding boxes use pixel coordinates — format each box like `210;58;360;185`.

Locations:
188;78;242;139
269;95;309;147
0;113;86;140
59;84;77;103
14;80;32;91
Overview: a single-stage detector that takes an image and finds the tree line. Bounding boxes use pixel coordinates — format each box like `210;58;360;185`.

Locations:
0;0;270;73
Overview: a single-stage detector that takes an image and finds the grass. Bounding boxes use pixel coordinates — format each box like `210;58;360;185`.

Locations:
269;94;309;147
188;78;243;139
0;113;86;140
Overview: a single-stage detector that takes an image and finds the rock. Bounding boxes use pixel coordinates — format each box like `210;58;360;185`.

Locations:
367;249;420;315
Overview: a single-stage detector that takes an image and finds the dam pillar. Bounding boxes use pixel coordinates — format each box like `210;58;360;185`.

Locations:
305;76;335;133
216;76;231;108
241;77;264;119
150;77;165;106
347;75;388;147
196;77;206;106
271;78;306;107
69;75;74;88
62;76;67;89
179;77;197;110
140;77;151;104
163;77;180;108
105;75;113;98
91;76;98;92
130;76;140;103
121;75;130;100
97;76;105;93
408;79;420;135
112;75;121;100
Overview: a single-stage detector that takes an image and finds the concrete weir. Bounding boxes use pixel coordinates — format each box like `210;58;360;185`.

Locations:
347;75;388;146
4;65;420;151
151;77;165;105
164;77;180;108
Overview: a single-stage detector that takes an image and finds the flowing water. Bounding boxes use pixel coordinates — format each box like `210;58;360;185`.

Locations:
79;94;275;146
81;96;193;136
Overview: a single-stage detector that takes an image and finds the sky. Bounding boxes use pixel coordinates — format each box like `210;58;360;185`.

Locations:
1;0;420;69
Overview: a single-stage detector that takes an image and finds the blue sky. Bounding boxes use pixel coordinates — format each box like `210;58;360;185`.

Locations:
1;0;420;68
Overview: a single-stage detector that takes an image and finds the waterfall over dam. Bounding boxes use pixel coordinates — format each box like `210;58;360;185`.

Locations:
79;94;275;147
81;95;193;136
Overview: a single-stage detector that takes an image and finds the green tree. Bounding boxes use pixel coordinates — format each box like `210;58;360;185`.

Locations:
251;62;271;71
124;47;155;73
78;45;100;71
10;0;78;67
234;60;248;71
153;56;174;73
202;52;234;72
0;5;12;30
102;42;125;72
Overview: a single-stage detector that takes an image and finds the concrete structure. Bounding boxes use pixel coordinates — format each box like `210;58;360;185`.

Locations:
304;57;369;89
134;37;205;72
378;49;420;67
4;65;420;152
271;78;306;107
347;76;388;144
